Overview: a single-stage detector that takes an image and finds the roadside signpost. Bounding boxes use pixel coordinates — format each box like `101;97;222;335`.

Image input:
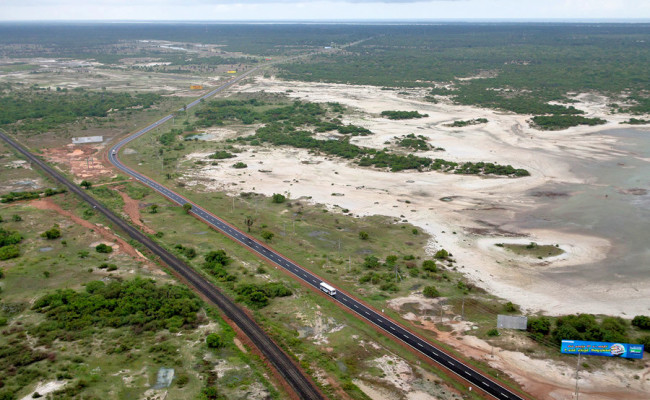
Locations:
561;340;644;399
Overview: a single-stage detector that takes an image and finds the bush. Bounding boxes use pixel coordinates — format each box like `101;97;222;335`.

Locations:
206;333;225;349
95;243;113;253
487;328;500;337
632;315;650;330
422;260;437;272
80;180;92;189
261;230;274;242
503;302;519;313
41;226;61;240
358;231;369;240
434;249;449;259
271;193;286;203
527;316;551;336
422;286;440;298
176;373;190;387
0;245;20;260
232;162;247;169
12;215;22;222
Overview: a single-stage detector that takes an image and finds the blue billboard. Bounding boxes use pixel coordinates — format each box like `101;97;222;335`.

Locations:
561;340;644;359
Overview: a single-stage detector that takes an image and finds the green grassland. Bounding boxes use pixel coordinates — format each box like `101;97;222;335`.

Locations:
496;242;564;259
0;182;279;399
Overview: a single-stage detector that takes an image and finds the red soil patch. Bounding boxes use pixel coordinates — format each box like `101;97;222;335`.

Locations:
42;144;114;181
113;187;156;235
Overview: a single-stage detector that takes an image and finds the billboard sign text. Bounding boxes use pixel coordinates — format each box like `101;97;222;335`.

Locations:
561;340;644;359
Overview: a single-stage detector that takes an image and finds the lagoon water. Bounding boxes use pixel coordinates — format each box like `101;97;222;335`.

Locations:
518;128;650;289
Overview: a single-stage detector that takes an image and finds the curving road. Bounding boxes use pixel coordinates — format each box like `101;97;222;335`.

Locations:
0;124;324;400
107;75;529;400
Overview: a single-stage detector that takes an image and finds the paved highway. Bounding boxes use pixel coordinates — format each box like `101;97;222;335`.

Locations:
107;75;528;400
0;121;324;400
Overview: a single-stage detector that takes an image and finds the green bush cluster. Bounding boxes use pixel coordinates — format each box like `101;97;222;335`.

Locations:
30;278;201;342
234;282;293;309
531;115;607;130
208;150;236;160
527;314;634;345
202;250;236;282
0;227;23;260
0;188;65;203
397;134;430;151
0;88;161;133
381;110;428;120
174;243;197;259
445;118;488;127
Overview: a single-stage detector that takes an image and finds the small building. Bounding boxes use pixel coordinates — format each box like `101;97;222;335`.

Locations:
72;136;103;144
227;70;237;74
190;85;203;90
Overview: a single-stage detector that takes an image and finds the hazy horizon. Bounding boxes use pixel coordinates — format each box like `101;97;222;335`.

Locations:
2;0;649;22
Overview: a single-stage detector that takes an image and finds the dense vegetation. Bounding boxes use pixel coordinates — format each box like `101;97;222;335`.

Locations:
0;188;66;203
0;227;23;260
396;134;431;151
530;115;607;130
445;118;488;128
277;24;650;118
527;313;650;350
380;110;428;120
0;87;161;133
217;100;529;176
30;278;201;342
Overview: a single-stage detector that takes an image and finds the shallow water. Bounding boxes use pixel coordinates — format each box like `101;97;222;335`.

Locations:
518;128;650;284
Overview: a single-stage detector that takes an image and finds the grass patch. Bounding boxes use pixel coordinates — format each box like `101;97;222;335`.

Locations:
498;242;564;258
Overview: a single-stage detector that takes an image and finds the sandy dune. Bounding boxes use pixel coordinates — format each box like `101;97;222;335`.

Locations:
181;76;650;316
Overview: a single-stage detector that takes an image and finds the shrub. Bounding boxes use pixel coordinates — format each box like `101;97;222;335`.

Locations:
206;333;225;349
527;316;551;336
434;249;449;259
182;203;192;213
232;162;247;169
95;243;113;253
504;302;519;313
12;215;21;222
261;230;274;242
358;231;369;240
632;315;650;330
423;286;440;298
422;260;437;272
41;226;61;240
80;180;92;189
487;328;500;337
0;245;20;260
176;373;190;387
271;193;286;203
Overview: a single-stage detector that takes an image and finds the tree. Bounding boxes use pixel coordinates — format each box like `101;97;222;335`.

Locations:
206;333;225;349
271;193;286;203
244;216;254;232
80;180;92;189
358;231;369;240
41;225;61;240
422;286;440;298
261;230;274;242
95;243;113;253
182;203;192;214
149;204;159;214
232;162;247;169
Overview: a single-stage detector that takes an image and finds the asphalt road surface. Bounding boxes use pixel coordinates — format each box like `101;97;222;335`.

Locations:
107;76;528;400
0;127;324;400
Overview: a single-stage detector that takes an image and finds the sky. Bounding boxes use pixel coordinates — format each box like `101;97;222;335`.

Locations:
1;0;649;22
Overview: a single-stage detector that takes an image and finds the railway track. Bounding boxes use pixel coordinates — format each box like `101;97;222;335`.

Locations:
0;129;325;400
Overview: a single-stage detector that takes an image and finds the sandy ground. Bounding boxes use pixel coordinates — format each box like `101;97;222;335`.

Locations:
42;144;115;181
179;76;650;316
388;295;650;400
20;381;67;400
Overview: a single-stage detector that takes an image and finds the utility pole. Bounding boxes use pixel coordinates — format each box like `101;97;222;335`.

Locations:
461;297;465;320
575;353;581;400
